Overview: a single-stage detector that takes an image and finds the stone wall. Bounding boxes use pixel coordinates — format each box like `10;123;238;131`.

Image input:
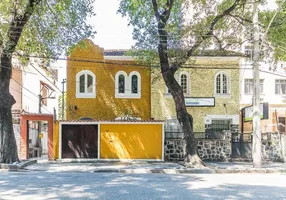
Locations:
165;138;231;162
262;133;285;162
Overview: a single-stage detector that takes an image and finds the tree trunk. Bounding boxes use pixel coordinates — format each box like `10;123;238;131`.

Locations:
0;54;18;163
161;67;204;167
0;0;41;163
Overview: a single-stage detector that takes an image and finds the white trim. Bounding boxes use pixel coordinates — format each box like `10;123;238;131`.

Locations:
59;122;62;159
57;158;163;162
115;71;142;99
214;71;231;96
115;71;128;97
179;71;190;95
98;124;100;159
162;123;165;161
129;71;141;98
165;71;190;96
76;70;96;98
60;121;164;125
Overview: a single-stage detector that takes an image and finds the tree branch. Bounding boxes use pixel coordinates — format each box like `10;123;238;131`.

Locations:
228;13;252;25
162;0;174;24
5;0;41;55
152;0;160;22
187;0;243;57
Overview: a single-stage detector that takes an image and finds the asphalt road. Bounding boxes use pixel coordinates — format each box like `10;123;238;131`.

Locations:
0;172;285;200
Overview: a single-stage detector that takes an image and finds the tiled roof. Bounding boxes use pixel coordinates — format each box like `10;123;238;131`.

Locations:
21;113;53;116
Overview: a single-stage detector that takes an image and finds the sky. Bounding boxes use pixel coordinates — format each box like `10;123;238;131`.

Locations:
88;0;135;49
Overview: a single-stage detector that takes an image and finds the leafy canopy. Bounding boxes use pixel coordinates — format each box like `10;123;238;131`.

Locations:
0;0;96;58
118;0;252;66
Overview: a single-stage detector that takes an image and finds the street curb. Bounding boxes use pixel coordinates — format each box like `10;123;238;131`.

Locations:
213;168;286;173
94;168;286;174
0;160;37;172
18;159;37;169
94;168;215;174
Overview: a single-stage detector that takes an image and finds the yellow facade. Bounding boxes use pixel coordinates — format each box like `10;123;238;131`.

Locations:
151;57;241;134
100;124;163;159
66;39;151;120
53;121;59;159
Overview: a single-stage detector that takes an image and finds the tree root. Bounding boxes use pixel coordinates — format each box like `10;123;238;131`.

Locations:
184;154;206;168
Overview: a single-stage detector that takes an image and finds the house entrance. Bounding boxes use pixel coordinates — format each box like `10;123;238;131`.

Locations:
20;114;54;160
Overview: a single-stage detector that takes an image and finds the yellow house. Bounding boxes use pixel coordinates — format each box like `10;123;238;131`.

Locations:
66;39;151;120
151;54;242;138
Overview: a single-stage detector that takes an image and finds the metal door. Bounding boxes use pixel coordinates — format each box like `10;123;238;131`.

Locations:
62;124;98;158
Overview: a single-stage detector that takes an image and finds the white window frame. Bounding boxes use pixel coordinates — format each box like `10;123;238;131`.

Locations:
179;71;190;95
115;71;141;98
244;79;264;95
165;71;190;96
275;79;286;95
129;71;141;98
76;70;96;98
214;71;231;96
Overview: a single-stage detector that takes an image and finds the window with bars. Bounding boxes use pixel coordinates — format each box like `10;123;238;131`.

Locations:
210;119;231;133
215;72;229;95
180;74;188;94
275;79;286;95
166;72;189;95
244;79;264;94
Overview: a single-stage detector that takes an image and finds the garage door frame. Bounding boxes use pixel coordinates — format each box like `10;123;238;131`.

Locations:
59;121;100;160
59;121;164;161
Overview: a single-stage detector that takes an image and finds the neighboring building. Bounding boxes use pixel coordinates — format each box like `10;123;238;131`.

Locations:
66;39;151;120
10;57;59;158
151;53;242;138
240;57;286;134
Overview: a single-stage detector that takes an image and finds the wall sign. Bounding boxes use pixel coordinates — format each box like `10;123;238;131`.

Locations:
185;97;215;107
242;102;269;122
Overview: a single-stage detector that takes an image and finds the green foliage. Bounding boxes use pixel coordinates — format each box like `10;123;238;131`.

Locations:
118;0;252;66
0;0;96;59
260;3;286;61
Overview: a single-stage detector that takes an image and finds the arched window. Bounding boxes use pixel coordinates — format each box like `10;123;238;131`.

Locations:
131;75;138;93
215;72;229;95
76;70;96;98
180;73;189;94
115;71;141;98
115;71;128;97
129;71;141;98
118;74;125;93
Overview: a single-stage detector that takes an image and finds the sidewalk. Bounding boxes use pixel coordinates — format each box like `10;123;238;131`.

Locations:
21;160;286;174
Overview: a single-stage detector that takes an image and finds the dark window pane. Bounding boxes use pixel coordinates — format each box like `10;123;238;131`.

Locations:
87;74;93;93
222;74;227;94
119;75;125;93
132;75;138;94
216;74;221;94
80;75;85;93
181;74;187;94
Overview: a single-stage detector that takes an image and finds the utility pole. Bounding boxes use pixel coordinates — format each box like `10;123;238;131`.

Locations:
252;1;261;168
61;79;66;120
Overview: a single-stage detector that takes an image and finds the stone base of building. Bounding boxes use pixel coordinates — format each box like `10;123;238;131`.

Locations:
165;133;285;163
165;138;231;162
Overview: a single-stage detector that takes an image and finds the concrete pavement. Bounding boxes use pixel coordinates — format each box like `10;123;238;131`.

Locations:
0;172;286;199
